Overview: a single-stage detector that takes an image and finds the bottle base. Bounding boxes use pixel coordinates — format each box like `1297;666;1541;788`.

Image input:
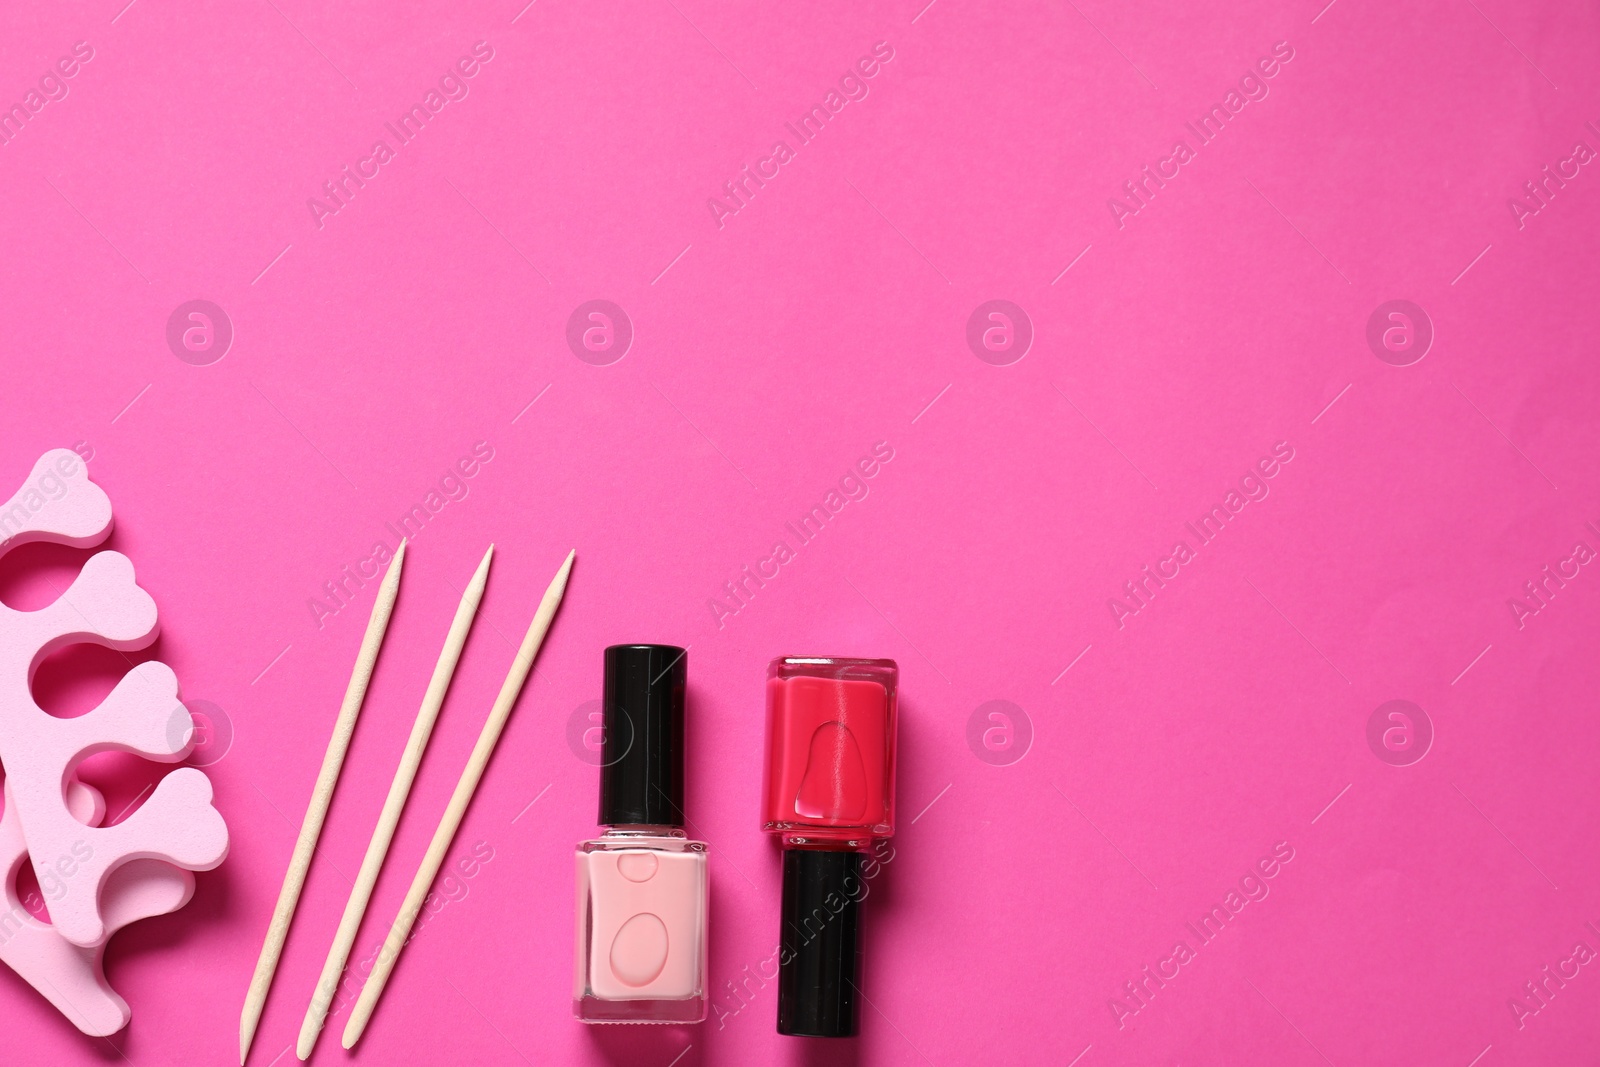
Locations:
574;995;707;1024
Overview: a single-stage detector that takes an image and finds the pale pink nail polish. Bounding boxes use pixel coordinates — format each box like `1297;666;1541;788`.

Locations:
573;645;708;1024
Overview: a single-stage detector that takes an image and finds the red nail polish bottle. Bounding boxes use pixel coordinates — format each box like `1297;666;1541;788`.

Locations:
761;656;898;1037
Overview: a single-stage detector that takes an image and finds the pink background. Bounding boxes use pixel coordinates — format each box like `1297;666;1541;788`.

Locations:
2;0;1598;1063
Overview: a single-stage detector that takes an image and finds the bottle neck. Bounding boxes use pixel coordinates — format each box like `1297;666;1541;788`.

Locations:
775;830;881;851
599;824;685;838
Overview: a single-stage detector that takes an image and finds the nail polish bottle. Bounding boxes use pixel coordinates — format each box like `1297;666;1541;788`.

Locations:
573;644;707;1024
762;656;898;1037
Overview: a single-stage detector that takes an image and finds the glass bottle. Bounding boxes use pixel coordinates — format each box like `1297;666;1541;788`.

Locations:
761;656;898;1037
574;644;707;1023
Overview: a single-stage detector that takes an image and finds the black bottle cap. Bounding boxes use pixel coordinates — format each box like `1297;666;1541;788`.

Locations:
778;849;864;1037
598;644;687;827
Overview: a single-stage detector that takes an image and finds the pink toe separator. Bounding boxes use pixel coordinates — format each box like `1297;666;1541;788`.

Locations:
0;451;225;1032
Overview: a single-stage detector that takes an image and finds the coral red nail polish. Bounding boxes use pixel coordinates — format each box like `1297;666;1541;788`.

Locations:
761;656;898;1037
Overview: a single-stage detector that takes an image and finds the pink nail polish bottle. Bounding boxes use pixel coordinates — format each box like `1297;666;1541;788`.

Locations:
573;645;708;1024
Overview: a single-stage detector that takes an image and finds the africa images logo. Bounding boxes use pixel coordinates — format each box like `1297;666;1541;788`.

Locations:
1106;41;1296;229
706;41;896;230
305;42;496;230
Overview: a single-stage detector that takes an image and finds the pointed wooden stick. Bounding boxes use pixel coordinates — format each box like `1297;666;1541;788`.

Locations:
295;545;494;1060
239;541;407;1064
341;550;575;1050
